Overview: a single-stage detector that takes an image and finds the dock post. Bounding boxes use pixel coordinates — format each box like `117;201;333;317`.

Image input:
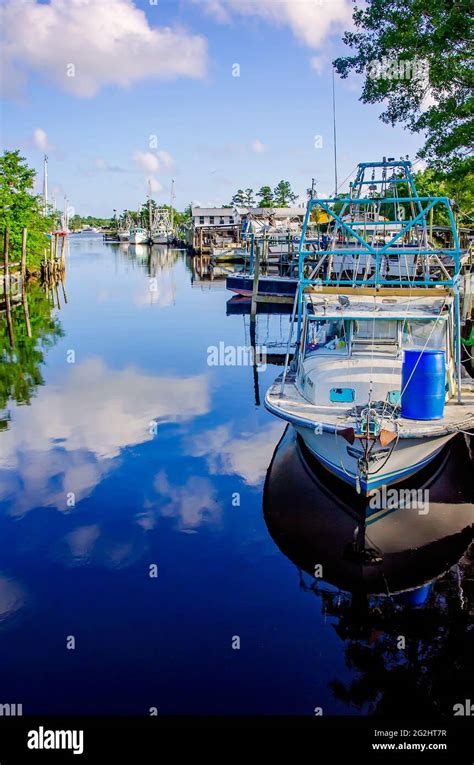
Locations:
250;238;261;407
21;227;27;283
3;227;14;346
20;227;31;338
251;238;261;321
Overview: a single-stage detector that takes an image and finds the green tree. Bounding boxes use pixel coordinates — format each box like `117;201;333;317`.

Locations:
273;180;298;207
243;188;255;206
0;150;55;269
257;186;274;207
230;189;246;206
334;0;474;175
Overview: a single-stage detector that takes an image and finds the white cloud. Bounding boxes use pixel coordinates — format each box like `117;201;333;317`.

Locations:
156;150;174;171
310;56;325;74
0;358;210;515
197;0;352;49
133;151;160;173
1;0;208;98
251;139;265;154
33;127;49;151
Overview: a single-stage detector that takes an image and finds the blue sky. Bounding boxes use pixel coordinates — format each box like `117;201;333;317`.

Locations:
2;0;424;217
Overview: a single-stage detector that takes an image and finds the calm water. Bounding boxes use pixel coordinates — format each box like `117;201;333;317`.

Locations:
0;236;472;716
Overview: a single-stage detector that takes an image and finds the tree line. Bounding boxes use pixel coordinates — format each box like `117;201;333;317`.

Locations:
230;180;298;208
0;150;56;269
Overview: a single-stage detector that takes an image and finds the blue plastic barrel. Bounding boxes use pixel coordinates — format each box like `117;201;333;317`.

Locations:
401;349;445;420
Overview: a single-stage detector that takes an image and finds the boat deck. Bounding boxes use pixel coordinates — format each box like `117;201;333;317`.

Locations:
266;372;474;438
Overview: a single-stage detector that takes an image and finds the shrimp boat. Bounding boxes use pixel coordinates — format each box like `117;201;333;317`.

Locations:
265;159;474;498
129;226;149;245
150;207;173;245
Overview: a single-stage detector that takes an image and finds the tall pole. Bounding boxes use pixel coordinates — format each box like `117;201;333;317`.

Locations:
63;195;68;232
332;68;338;196
148;179;153;241
42;155;49;215
170;179;175;231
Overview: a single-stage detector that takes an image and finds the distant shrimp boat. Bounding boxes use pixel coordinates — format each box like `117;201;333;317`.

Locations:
129;227;149;245
150;206;173;245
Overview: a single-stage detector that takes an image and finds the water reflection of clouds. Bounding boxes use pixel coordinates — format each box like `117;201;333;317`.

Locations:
58;522;149;569
133;280;176;308
150;471;221;531
0;358;210;515
188;422;285;486
0;576;26;625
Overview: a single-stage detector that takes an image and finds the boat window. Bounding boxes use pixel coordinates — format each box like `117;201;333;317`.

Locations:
353;319;398;342
304;318;348;357
402;320;446;350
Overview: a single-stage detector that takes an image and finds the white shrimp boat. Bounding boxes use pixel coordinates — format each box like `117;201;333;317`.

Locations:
265;159;474;498
129;226;149;245
150;206;173;245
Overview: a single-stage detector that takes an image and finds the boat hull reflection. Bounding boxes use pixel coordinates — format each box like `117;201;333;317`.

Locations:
264;427;474;596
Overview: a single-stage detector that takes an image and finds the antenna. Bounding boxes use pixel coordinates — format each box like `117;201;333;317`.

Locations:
332;67;338;196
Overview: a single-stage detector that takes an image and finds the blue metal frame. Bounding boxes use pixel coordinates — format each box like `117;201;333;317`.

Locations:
293;161;465;401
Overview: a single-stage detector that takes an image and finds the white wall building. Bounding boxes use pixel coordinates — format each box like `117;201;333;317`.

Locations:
192;208;239;228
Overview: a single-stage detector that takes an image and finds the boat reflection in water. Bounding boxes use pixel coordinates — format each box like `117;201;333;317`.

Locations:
264;427;474;716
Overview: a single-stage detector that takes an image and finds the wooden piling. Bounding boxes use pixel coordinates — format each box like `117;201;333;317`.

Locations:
3;228;14;346
20;228;32;338
21;228;27;282
251;238;261;321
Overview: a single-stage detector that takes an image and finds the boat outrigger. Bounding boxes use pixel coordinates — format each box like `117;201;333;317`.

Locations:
265;159;474;497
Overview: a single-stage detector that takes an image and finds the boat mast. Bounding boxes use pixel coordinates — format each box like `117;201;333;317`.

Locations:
148;179;153;239
170;179;175;232
42;154;49;215
63;195;68;231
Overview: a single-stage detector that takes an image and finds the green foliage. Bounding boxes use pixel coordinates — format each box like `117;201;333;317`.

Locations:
0;150;55;268
243;188;255;206
273;180;298;206
69;214;113;230
230;189;246;206
0;282;63;415
257;186;274;207
334;0;474;175
231;181;298;208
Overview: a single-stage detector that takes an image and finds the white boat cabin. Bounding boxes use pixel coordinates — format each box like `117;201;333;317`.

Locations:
297;293;454;409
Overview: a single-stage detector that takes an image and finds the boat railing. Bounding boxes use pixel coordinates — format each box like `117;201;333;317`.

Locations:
298;195;463;289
